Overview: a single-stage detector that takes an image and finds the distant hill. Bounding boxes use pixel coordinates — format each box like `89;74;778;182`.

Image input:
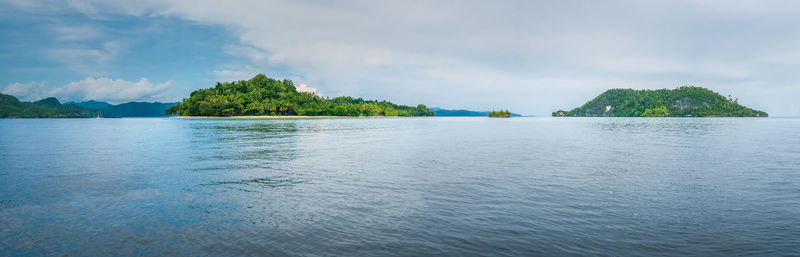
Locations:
101;102;179;118
430;107;523;117
553;86;767;117
0;93;91;118
1;93;179;118
33;97;65;109
68;100;178;117
66;100;112;109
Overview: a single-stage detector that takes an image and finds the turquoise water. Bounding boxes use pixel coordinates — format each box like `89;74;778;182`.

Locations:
1;117;799;256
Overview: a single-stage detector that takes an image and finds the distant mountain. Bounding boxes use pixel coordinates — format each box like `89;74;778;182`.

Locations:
430;107;523;117
70;100;178;117
553;86;768;117
0;93;91;118
33;97;64;109
67;100;113;109
101;102;179;118
1;93;179;118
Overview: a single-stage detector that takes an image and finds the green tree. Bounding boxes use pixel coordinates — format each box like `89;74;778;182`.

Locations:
169;74;435;117
641;106;669;117
489;109;511;118
552;86;767;117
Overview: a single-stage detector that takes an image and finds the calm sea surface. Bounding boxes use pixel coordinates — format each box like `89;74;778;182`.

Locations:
1;117;798;256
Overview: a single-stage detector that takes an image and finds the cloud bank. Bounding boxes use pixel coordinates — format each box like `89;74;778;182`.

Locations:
4;0;800;115
2;77;172;104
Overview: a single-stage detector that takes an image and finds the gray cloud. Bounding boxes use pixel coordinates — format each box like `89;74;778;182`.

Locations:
6;0;800;116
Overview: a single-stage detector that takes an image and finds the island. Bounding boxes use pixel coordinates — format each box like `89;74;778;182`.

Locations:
430;107;523;117
488;110;511;118
552;86;767;117
1;93;180;118
166;74;434;117
0;94;91;118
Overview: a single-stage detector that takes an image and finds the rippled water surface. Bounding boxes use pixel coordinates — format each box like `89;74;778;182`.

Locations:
1;117;799;256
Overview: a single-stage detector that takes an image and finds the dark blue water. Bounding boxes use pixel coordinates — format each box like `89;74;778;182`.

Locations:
1;117;799;256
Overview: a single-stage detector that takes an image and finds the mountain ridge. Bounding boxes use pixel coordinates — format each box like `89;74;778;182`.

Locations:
1;93;179;118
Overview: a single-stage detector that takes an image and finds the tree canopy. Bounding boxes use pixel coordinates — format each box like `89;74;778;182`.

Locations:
166;74;434;117
641;106;669;117
552;86;767;117
489;110;511;118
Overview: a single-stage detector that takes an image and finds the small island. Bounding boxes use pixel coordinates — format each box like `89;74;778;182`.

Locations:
166;74;434;117
552;86;767;117
488;110;511;118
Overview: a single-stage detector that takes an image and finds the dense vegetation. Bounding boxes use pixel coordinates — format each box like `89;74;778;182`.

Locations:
166;74;434;117
641;106;669;117
488;110;511;118
552;86;767;117
0;93;91;118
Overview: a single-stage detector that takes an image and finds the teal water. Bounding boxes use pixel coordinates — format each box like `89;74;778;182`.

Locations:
1;117;798;256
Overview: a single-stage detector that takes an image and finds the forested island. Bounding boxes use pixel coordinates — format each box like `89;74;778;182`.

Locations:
0;93;179;118
1;93;90;118
552;86;768;117
166;74;434;117
488;110;511;118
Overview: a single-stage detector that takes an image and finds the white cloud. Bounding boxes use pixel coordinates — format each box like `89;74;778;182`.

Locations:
2;77;172;104
1;82;51;101
295;83;318;95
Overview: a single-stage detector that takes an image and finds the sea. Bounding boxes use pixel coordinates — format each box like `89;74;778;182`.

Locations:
1;117;798;256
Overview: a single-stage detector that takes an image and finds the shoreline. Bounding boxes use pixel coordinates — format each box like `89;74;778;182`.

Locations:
171;115;419;119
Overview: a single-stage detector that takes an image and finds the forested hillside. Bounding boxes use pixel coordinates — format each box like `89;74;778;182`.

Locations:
552;87;767;117
0;94;91;118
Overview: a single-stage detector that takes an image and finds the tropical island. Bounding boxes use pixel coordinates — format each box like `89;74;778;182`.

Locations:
488;110;511;118
552;86;768;117
166;74;434;117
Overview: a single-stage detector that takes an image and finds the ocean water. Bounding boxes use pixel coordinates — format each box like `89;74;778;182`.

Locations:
0;117;798;256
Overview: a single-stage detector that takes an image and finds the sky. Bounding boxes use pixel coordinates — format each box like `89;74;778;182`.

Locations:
1;0;800;116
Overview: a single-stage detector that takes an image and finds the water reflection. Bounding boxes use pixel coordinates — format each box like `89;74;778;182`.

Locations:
186;121;301;165
202;176;306;189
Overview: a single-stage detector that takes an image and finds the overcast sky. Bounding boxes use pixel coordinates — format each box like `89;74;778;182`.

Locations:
2;0;799;116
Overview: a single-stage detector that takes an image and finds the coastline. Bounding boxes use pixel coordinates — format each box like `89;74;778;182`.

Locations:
171;115;417;119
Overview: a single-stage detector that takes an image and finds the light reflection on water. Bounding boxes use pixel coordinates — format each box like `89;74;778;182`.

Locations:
0;117;799;256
